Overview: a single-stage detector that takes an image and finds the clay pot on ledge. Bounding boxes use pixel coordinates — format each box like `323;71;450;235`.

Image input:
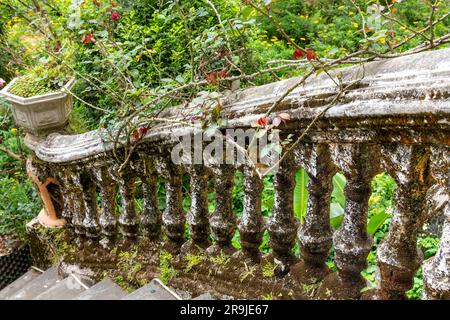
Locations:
0;77;76;148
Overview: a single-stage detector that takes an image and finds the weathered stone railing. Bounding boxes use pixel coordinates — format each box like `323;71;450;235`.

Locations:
28;48;449;299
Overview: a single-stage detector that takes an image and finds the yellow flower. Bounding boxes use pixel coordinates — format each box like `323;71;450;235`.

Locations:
300;37;306;41
352;22;359;28
379;37;386;45
349;11;354;16
11;128;17;134
338;5;345;10
369;195;382;206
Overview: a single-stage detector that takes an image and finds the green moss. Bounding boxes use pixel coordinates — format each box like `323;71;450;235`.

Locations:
261;293;274;300
209;251;230;265
261;261;277;278
158;250;176;285
117;246;141;282
8;62;71;98
184;253;204;272
9;75;53;97
113;275;134;293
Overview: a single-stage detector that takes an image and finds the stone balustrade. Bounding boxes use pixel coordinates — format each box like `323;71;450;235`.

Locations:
26;48;450;299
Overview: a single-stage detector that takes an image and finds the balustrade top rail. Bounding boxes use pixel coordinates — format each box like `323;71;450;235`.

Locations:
22;47;450;300
31;47;450;163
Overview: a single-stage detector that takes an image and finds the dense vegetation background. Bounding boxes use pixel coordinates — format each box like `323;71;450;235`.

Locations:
0;0;448;298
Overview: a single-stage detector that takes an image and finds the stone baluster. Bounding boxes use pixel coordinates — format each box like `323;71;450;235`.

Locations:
182;164;210;252
319;143;379;299
109;164;139;245
70;170;87;248
366;144;433;299
208;165;236;256
290;143;336;284
57;171;75;231
156;157;186;253
267;154;298;273
423;146;449;299
80;172;100;245
139;157;162;241
92;166;118;249
234;165;264;263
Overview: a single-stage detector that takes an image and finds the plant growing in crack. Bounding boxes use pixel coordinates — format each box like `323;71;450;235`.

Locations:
261;261;277;278
158;250;176;285
239;262;257;283
184;253;205;273
117;246;141;282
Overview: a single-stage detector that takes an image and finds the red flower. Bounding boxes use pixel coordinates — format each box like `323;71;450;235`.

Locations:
257;116;269;128
111;12;121;21
92;0;101;6
81;33;95;44
293;49;303;59
0;78;5;88
306;49;318;61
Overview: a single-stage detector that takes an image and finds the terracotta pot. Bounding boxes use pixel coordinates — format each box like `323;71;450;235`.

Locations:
0;77;75;137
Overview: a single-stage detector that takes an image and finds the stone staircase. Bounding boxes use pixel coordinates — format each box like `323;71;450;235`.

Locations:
0;266;213;300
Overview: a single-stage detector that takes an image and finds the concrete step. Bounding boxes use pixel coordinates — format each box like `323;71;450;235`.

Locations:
74;278;127;300
0;268;42;299
32;276;86;300
8;266;61;300
122;279;181;300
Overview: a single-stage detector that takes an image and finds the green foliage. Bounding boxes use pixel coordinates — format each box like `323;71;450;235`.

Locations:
293;169;308;222
117;246;142;282
184;252;205;272
158;250;176;285
261;261;277;278
0;102;40;240
8;61;71;98
209;251;230;265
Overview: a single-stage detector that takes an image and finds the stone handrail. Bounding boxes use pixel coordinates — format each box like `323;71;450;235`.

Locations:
28;48;450;299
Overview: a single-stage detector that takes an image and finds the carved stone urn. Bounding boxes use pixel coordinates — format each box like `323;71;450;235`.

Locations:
0;77;76;144
0;77;75;228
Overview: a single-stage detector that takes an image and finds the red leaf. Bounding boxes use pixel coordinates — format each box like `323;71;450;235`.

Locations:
206;71;220;85
272;116;282;127
278;112;290;120
219;70;228;79
131;126;148;144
